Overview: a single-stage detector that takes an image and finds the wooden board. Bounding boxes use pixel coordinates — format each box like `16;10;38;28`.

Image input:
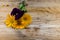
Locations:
0;1;60;40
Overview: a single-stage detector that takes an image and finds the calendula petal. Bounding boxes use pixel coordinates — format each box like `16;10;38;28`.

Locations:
7;23;12;27
19;26;25;29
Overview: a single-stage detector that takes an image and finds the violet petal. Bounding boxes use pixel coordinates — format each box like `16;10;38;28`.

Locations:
11;8;25;20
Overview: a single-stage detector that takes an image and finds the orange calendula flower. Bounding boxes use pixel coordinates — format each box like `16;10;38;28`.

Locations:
4;14;15;27
4;13;32;29
12;13;32;29
19;13;32;25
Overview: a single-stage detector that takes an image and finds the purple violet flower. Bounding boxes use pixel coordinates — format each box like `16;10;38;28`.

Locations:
11;8;25;20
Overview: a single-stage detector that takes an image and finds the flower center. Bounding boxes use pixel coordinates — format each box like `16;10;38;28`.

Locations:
24;17;27;20
17;21;22;25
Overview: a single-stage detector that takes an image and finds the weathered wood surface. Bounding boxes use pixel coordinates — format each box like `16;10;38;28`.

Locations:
1;1;60;40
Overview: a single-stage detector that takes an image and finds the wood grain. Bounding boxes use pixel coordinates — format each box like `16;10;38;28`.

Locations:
0;1;60;40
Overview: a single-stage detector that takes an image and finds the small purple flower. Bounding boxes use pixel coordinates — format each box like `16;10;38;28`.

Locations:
11;8;25;20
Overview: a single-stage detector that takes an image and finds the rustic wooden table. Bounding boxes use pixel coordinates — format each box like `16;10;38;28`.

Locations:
0;1;60;40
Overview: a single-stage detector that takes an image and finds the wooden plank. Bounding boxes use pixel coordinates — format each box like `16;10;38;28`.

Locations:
0;1;60;40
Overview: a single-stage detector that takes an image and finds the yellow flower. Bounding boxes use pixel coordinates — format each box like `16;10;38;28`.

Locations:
4;13;32;29
4;14;15;27
19;13;32;25
12;20;26;29
12;13;32;29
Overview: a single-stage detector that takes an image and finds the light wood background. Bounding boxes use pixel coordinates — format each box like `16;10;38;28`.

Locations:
0;0;60;40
